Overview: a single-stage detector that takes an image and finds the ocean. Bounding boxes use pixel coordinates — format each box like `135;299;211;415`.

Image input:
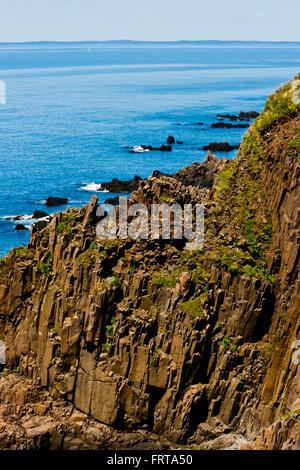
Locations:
0;41;300;256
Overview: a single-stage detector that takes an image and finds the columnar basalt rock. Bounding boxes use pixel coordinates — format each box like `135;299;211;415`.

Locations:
0;78;299;450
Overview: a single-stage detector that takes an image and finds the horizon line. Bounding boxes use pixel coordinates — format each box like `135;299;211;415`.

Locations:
0;39;300;45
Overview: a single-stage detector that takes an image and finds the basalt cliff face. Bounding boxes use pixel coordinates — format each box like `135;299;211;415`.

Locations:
0;79;299;450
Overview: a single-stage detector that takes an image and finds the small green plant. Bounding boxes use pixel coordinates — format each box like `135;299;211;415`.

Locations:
77;241;101;265
289;135;300;159
158;195;172;203
215;163;236;194
56;214;76;235
106;325;114;335
37;253;53;276
179;296;205;318
152;271;177;288
218;335;237;353
15;247;32;258
219;336;230;348
129;266;135;274
109;276;120;288
89;240;98;252
105;315;116;336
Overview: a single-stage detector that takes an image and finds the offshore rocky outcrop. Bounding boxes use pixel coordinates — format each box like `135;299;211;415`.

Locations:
0;78;299;450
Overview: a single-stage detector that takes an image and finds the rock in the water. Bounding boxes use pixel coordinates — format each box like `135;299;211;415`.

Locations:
33;210;49;219
238;111;260;120
130;144;172;153
46;197;69;207
167;136;175;144
159;144;172;151
104;196;120;205
217;111;259;121
14;224;28;231
211;122;249;129
101;176;142;193
201;142;240;152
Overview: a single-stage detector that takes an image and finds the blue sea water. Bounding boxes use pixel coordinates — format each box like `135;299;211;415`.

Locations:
0;42;300;257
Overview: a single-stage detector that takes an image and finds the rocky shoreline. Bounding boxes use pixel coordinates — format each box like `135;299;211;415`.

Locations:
0;81;299;451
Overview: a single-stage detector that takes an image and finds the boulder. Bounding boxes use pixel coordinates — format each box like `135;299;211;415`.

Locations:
101;176;142;193
167;136;175;144
201;142;240;152
45;197;69;207
14;224;28;231
172;151;229;189
33;210;49;219
152;151;229;190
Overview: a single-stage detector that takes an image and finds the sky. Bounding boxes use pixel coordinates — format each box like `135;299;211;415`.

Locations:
0;0;299;43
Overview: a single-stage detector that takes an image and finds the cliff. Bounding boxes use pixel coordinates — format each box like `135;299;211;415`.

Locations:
0;77;299;450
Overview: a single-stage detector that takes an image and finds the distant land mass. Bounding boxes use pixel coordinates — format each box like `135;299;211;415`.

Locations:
0;39;300;47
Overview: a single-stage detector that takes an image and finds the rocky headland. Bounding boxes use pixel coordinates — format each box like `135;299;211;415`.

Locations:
0;78;299;450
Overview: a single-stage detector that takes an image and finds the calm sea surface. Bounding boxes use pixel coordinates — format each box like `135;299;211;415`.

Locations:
0;42;300;256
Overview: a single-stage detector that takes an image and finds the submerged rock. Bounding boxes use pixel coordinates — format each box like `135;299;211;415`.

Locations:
211;122;249;129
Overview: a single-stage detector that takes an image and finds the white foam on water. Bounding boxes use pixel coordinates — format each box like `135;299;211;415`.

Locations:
2;214;51;225
130;146;150;153
79;182;108;192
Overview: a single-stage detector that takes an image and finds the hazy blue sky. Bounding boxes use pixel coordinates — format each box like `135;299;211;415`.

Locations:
0;0;299;42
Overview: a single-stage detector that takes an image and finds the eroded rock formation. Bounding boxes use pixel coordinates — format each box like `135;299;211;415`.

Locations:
0;78;299;450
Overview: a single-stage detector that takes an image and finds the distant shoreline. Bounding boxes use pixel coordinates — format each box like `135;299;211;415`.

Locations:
0;39;300;46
